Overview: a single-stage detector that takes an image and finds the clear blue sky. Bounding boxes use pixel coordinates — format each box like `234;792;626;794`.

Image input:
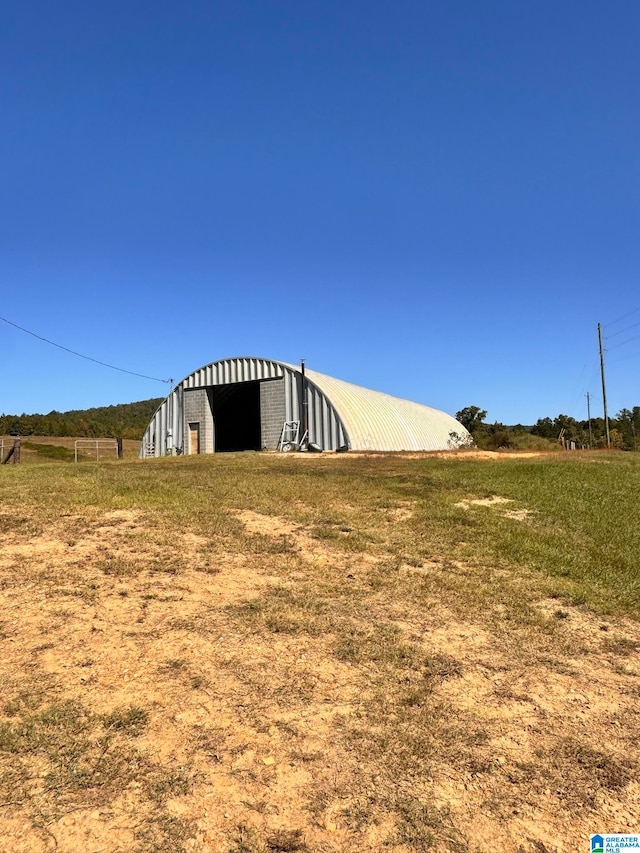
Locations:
2;1;639;425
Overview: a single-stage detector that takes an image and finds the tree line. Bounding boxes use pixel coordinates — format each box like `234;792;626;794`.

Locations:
456;405;640;451
2;397;638;450
0;398;163;441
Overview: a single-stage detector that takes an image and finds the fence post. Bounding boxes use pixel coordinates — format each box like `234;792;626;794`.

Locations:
2;437;20;464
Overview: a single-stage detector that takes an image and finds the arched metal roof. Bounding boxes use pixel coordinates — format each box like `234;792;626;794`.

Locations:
303;366;467;452
141;356;469;456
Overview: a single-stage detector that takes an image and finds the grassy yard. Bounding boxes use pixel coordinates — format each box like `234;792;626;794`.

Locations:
0;450;638;852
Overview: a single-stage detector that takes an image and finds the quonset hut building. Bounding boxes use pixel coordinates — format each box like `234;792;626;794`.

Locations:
140;356;469;457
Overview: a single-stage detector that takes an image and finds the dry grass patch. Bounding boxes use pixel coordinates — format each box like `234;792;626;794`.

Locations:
0;452;639;851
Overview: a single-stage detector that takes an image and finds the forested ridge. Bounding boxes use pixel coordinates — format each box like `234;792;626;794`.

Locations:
0;398;163;440
3;397;639;450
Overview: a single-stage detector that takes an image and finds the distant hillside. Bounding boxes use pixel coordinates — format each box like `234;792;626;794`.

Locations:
0;398;163;440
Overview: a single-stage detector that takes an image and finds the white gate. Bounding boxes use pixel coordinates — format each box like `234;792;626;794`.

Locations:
74;439;119;463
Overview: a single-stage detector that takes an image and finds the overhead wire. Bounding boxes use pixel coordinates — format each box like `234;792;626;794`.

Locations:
606;331;640;352
568;362;588;411
574;317;640;425
604;305;640;328
607;349;640;366
573;360;602;419
0;313;171;385
605;319;640;339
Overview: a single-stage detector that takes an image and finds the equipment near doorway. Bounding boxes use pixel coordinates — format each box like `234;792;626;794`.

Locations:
278;421;308;452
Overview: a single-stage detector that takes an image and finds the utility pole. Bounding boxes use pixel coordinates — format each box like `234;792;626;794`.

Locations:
167;378;175;456
598;323;611;449
300;358;308;447
586;391;593;450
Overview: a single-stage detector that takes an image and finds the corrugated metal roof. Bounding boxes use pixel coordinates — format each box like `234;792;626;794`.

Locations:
302;366;467;452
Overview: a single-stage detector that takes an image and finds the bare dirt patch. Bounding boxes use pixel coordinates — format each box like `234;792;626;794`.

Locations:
455;495;514;509
455;495;533;522
1;472;639;852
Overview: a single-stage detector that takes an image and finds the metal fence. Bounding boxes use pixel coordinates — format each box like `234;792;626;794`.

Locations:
74;439;119;463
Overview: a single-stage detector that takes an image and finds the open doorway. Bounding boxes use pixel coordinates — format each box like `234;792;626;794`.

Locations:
211;381;261;452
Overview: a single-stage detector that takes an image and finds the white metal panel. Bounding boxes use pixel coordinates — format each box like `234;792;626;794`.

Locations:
303;368;466;452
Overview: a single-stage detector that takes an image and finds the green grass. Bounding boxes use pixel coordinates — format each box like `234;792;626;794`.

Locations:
2;451;639;616
21;441;76;460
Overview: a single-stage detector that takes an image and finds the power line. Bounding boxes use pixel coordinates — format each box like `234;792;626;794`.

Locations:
605;305;640;328
0;314;170;385
607;350;640;366
607;331;640;353
606;319;640;339
568;362;589;410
